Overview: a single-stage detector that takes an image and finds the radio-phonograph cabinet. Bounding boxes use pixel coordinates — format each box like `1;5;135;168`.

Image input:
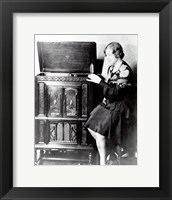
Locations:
35;42;97;165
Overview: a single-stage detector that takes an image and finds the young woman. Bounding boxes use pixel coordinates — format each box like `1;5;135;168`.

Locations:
84;42;135;165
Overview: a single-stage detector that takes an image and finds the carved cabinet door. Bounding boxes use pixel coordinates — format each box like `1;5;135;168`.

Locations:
47;85;63;117
63;87;80;117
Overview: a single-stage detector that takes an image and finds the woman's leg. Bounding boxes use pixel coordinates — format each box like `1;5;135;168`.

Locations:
96;135;106;165
88;128;106;165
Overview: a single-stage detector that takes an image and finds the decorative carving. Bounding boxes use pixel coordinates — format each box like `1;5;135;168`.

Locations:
82;84;88;117
37;76;87;82
38;83;45;116
50;123;56;141
70;124;77;142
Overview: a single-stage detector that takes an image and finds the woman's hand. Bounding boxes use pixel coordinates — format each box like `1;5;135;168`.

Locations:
86;74;102;84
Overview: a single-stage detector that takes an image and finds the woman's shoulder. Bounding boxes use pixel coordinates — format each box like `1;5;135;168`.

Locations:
118;61;131;79
121;60;132;70
121;61;135;78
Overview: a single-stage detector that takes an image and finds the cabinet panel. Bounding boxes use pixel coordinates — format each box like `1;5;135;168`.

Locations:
64;123;70;141
49;121;78;144
47;85;63;117
35;120;46;143
64;87;79;117
37;82;45;117
57;122;63;140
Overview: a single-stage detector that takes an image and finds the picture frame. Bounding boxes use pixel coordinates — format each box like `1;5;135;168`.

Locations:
0;0;171;199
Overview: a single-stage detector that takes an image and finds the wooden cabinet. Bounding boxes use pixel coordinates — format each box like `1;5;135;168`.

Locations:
35;42;96;165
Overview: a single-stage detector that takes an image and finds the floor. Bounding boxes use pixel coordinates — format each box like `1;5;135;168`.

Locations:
38;149;137;165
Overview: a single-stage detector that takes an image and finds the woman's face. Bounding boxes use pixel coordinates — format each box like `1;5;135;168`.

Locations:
105;48;118;65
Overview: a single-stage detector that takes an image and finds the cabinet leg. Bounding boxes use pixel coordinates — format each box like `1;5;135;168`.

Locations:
35;149;43;165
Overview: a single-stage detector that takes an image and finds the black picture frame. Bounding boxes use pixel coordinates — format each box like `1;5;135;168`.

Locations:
0;0;172;199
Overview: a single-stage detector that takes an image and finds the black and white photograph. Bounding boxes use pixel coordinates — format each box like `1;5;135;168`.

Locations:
34;35;137;166
2;0;172;198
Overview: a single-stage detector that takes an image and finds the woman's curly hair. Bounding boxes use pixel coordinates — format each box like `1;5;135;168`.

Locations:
104;42;125;59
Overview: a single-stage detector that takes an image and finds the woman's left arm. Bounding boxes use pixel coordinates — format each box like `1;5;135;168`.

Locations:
99;80;128;99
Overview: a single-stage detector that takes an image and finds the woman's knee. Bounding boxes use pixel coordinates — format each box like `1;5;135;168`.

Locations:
87;128;97;140
96;134;106;148
87;128;106;147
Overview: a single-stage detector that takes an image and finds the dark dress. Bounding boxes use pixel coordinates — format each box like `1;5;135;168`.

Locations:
84;61;135;147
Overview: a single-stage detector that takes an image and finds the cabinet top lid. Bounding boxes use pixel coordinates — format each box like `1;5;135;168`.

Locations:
37;42;96;73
